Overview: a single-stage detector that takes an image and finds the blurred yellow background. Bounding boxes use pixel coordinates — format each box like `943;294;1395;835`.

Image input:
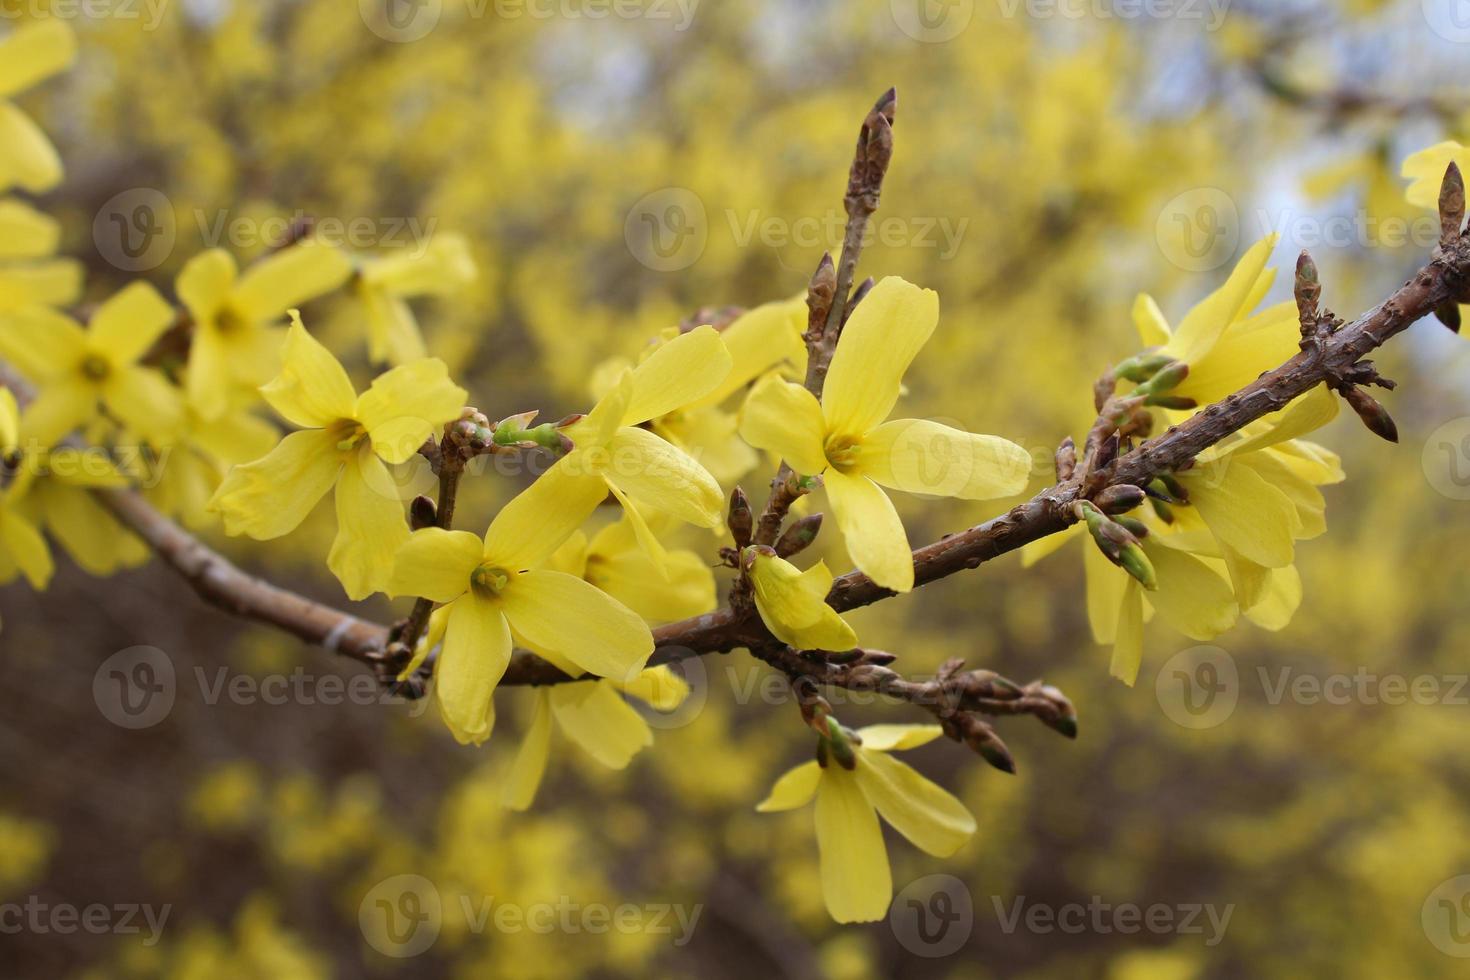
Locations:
4;0;1470;976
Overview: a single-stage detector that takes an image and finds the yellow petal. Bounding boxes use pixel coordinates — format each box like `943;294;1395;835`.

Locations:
858;419;1032;500
499;570;653;681
1021;522;1082;568
103;366;183;442
17;379;92;448
823;277;939;436
622;325;733;426
586;531;715;623
1402;140;1470;209
814;769;891;923
1175;301;1299;405
0;306;86;381
482;464;609;570
209;428;342;539
748;553;857;652
329;450;409;600
855;750;975;857
616;666;689;711
0;388;16;452
692;295;806;408
39;447;130;488
549;681;652;769
1186;461;1299;568
0;20;75;98
230;243;353;323
737;375;829;476
362;233;477;296
605;425;724;528
0;507;52;589
604;480;670;573
1143;544;1238;640
1226;384;1338;457
854;724;944;752
0;199;60;260
361;288;425;366
1109;579;1145;686
37;485;145;576
1244;565;1302;631
387;527;482;602
259;313;358;428
184;316;231;420
755;761;821;812
1132;293;1172;347
1220;543;1272;612
354;358;467;464
1163;234;1279;365
0;258;83;312
501;690;553;811
87;282;177;367
434;596;509;746
0;102;62;193
825;469;913;592
176;249;236;324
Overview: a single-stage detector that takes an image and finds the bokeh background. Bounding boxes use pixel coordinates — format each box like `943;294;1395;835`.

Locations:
4;0;1470;976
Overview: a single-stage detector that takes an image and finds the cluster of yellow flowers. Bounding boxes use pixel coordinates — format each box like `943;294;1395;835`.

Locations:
0;16;1463;929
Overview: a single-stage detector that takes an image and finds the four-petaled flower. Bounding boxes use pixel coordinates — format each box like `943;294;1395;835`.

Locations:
742;545;857;653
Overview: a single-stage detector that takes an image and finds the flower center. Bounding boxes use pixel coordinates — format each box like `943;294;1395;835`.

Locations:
331;419;369;452
470;565;512;598
216;307;247;334
823;434;860;472
80;354;111;381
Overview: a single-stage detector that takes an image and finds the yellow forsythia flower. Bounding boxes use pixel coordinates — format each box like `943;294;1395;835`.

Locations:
176;244;353;418
0;391;52;606
210;313;466;599
387;469;654;746
354;233;477;366
501;666;689;811
0;282;182;448
545;517;716;624
0;20;76;193
550;325;733;564
1131;234;1296;405
742;545;857;652
740;277;1033;592
9;447;146;576
757;724;975;923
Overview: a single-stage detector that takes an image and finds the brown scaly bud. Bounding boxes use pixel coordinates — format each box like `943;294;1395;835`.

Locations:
726;487;753;549
1295;250;1321;332
1094;483;1145;514
1094;432;1121;470
775;512;823;558
1441;161;1465;247
409;494;437;530
1055;436;1077;481
968;723;1015;774
805;253;837;341
847;88;896;213
856;648;898;667
1342;385;1398;443
1037;684;1078;739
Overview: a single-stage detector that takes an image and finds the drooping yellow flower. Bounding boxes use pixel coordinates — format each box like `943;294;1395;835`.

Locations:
500;665;689;811
0;20;76;193
8;447;146;577
742;545;857;652
354;234;477;365
0;200;82;314
387;467;654;746
549;325;733;564
209;313;466;599
544;515;715;624
1130;234;1297;405
0;282;183;448
176;244;353;418
740;277;1033;592
757;723;976;924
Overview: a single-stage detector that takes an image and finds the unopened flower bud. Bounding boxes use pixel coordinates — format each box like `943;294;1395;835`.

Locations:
1094;483;1145;514
410;494;437;530
727;487;753;549
1055;436;1077;481
1342;385;1398;443
1134;360;1189;397
1118;541;1158;591
776;513;823;558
